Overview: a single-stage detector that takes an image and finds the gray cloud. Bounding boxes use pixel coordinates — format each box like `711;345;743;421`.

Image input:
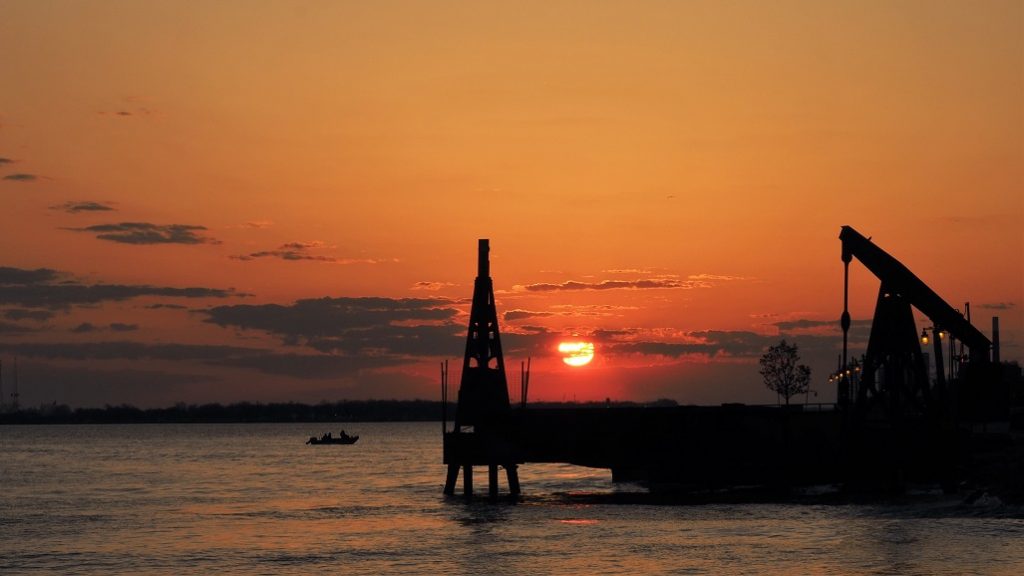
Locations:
0;341;256;362
5;362;209;409
304;323;463;357
0;283;238;310
70;322;98;333
0;157;12;166
0;321;34;334
0;340;411;381
204;297;461;357
66;222;220;245
70;321;137;333
0;265;239;309
0;266;62;285
3;308;55;322
3;173;36;181
51;201;115;213
205;297;457;333
519;278;711;292
773;319;836;331
212;352;413;380
688;330;779;357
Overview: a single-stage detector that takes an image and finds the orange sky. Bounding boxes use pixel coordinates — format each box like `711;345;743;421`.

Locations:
1;1;1020;407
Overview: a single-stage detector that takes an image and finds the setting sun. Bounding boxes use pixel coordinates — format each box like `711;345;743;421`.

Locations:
558;342;595;367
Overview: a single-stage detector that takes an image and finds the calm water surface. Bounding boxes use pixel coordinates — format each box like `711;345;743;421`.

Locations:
1;422;1022;575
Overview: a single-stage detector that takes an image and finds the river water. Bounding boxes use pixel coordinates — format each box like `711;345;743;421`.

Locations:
1;422;1022;574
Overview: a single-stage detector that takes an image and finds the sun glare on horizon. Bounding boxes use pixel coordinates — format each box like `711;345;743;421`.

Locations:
558;341;595;367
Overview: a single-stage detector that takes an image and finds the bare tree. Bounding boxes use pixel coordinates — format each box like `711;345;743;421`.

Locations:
759;339;811;406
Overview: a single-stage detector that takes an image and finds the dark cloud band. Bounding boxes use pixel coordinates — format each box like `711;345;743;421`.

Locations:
66;222;219;245
0;265;239;309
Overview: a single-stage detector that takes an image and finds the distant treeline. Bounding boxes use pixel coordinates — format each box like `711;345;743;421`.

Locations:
0;398;679;425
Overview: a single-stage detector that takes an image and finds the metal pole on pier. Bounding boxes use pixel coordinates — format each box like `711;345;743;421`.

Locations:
441;360;448;434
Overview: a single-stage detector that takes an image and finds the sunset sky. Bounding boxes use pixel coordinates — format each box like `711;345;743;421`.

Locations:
1;1;1020;408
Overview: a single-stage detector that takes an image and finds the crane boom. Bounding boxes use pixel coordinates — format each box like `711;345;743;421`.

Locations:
840;226;990;360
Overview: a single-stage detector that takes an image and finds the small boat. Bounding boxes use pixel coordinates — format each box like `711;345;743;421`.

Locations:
306;431;359;445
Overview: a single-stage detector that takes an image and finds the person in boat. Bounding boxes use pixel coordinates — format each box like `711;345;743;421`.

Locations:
340;429;347;439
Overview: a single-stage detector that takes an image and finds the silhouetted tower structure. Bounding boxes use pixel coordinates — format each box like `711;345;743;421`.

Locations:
443;239;520;499
839;226;994;422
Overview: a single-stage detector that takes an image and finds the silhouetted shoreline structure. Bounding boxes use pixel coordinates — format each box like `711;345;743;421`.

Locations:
0;356;20;412
838;226;1000;420
443;233;1020;501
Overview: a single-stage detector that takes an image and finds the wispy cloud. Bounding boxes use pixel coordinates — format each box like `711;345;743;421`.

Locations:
503;304;634;322
231;241;389;264
0;157;12;166
98;98;155;119
280;241;325;250
3;173;37;182
51;201;115;213
411;281;455;291
66;222;220;245
603;269;654;275
516;278;711;292
687;273;752;281
503;309;557;321
231;251;338;262
228;220;274;230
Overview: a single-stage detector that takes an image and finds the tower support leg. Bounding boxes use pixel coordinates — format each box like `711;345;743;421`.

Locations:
463;464;473;497
443;463;459;495
488;464;499;501
506;464;521;496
